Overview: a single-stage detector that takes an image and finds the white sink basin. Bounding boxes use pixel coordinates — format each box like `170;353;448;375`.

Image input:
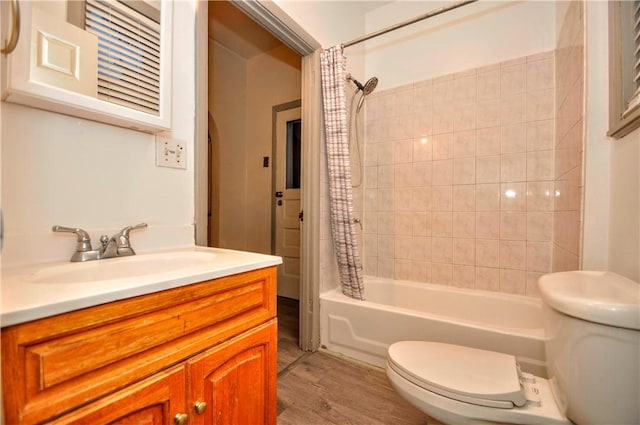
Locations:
2;247;282;327
29;251;218;284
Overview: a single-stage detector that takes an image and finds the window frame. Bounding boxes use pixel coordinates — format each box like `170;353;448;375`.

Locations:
609;0;640;138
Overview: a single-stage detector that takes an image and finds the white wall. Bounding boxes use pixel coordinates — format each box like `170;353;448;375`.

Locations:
364;0;556;90
582;0;611;272
608;130;640;281
246;45;301;254
584;2;640;281
210;41;249;251
1;2;196;267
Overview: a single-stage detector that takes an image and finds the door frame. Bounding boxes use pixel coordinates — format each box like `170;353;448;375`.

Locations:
195;1;322;351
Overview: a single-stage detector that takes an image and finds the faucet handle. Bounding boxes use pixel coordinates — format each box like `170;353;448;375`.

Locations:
52;225;92;252
114;223;147;256
121;223;148;238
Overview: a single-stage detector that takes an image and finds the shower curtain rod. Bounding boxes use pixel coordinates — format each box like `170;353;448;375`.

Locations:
342;0;478;49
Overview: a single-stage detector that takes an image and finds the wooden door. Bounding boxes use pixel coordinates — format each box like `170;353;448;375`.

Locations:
48;366;186;425
187;320;277;425
275;106;302;299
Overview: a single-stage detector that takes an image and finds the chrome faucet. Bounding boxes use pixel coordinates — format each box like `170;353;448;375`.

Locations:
52;223;148;262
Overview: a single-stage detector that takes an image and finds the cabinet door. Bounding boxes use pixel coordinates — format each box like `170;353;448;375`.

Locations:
48;365;187;425
188;320;277;425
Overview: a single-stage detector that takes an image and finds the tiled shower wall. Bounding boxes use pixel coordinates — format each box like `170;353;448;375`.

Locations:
553;0;584;272
362;51;561;296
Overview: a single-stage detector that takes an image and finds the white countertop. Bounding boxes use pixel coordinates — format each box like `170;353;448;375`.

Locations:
1;246;282;327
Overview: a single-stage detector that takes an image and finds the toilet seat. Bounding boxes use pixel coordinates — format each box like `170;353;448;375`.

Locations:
387;341;572;425
388;341;528;408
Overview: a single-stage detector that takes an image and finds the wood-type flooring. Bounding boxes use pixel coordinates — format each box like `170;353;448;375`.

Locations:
276;297;441;425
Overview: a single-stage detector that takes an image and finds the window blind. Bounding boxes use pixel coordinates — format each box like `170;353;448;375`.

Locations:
84;0;161;115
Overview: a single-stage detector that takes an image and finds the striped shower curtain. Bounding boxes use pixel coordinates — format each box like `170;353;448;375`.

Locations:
320;46;365;300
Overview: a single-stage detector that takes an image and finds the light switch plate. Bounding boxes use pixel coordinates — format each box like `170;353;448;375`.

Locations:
155;134;186;169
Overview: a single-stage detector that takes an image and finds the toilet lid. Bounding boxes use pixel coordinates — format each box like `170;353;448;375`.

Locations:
388;341;527;409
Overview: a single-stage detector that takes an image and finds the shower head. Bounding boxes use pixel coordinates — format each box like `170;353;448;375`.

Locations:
361;77;378;95
347;74;378;96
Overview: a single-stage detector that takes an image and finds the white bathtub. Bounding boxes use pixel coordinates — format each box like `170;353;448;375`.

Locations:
320;277;547;376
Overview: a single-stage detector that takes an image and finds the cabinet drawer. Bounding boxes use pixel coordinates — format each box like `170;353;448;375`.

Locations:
2;267;276;425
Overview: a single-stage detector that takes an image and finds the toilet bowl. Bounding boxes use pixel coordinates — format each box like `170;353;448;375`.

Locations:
387;271;640;425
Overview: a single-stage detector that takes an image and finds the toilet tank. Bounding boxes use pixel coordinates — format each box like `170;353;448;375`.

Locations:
539;271;640;425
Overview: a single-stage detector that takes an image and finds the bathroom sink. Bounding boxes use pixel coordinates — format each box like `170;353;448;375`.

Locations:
2;246;282;327
29;251;219;284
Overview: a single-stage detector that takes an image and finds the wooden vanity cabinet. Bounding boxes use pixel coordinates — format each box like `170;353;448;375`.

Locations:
1;267;278;425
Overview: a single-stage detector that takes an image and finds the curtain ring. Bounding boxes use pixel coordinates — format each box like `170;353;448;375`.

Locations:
1;0;20;55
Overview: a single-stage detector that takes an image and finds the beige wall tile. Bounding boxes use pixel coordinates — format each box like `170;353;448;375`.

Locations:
527;150;554;181
453;212;476;238
501;94;527;125
453;264;476;288
501;182;527;211
412;161;433;187
432;212;453;237
433;133;454;159
500;269;526;294
527;58;554;91
477;239;500;267
378;188;395;211
454;74;477;100
501;123;527;153
395;236;413;259
500;212;527;240
501;63;526;96
476;126;501;156
412;236;432;261
527;119;555;151
500;240;526;269
395;259;413;280
453;99;476;131
394;140;414;163
476;183;501;211
454;130;477;158
394;188;412;211
433;160;453;185
432;185;453;211
477;69;501;100
395;163;413;188
527;241;552;272
476;267;500;291
453;238;476;265
411;261;432;282
432;262;453;285
412;212;432;237
453;185;476;211
527;212;553;241
453;157;476;184
476;155;501;183
501;152;527;182
413;137;433;161
432;237;453;263
395;212;413;236
476;211;500;239
412;187;432;211
526;181;555;211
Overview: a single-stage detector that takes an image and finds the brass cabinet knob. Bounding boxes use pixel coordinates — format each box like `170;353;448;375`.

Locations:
174;413;188;425
194;401;208;415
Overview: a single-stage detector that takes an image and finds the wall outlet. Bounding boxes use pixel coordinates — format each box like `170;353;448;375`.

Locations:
156;134;186;169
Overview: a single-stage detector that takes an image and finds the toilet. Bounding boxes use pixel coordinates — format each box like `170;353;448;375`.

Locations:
386;271;640;425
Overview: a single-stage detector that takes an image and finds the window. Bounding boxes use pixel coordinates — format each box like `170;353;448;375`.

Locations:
286;118;302;189
2;0;171;132
73;0;162;115
609;0;640;138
